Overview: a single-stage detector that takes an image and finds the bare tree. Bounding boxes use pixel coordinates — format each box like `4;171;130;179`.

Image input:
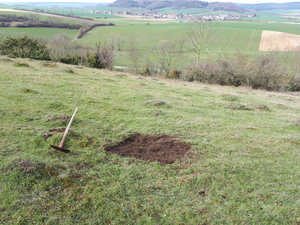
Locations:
154;40;180;74
28;13;40;22
177;37;186;52
127;37;141;73
128;46;141;73
96;41;115;70
186;20;216;65
48;33;81;61
115;34;124;51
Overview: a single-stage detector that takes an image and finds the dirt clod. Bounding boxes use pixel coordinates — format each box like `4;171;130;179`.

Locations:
199;190;206;197
105;134;191;164
20;159;36;172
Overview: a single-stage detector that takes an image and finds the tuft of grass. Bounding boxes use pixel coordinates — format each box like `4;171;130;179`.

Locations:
42;63;56;67
20;88;37;94
0;58;13;63
7;54;16;58
62;68;75;74
250;104;271;112
47;102;64;110
221;94;239;102
226;103;251;110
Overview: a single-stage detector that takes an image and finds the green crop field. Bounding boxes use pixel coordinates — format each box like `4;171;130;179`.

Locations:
77;21;300;53
0;27;78;39
1;56;300;224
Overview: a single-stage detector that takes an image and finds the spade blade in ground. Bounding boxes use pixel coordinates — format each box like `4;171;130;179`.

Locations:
50;145;70;153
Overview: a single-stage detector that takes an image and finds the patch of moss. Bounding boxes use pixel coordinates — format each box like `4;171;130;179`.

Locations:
47;102;64;110
20;88;37;94
14;62;30;67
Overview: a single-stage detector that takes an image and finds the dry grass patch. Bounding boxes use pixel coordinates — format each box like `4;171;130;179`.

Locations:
259;30;300;51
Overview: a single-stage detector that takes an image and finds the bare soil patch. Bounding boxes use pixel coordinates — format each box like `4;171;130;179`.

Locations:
105;134;191;164
259;30;300;51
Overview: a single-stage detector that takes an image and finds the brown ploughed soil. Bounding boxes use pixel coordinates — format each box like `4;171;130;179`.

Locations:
105;134;191;164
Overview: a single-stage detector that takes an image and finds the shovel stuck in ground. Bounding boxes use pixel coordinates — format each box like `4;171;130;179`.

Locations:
50;107;78;153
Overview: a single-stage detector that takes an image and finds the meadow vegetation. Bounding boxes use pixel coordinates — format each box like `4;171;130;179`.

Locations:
1;56;300;224
1;6;300;223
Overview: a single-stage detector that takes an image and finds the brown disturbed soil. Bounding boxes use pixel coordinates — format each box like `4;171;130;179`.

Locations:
105;134;191;164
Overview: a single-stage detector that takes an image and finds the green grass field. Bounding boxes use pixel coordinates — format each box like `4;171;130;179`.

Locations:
76;21;300;53
0;27;78;39
1;56;300;224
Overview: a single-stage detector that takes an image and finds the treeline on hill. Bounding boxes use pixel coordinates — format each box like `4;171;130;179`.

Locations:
109;0;243;12
237;2;300;11
0;35;114;69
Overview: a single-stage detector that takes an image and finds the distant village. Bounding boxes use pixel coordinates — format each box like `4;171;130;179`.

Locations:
87;10;257;21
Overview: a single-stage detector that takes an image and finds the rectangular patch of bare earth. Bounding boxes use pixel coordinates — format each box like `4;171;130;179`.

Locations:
104;134;191;165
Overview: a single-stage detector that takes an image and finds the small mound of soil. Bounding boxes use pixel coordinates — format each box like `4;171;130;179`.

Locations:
105;134;191;164
42;128;66;140
45;114;70;122
147;100;165;106
43;63;56;67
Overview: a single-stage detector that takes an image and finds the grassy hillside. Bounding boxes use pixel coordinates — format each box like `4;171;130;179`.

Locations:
1;56;300;224
0;10;93;26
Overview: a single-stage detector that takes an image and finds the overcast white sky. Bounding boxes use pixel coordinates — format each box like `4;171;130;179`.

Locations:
0;0;299;4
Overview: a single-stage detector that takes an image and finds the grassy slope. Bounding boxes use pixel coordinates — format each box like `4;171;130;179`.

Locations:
1;56;300;224
0;10;90;26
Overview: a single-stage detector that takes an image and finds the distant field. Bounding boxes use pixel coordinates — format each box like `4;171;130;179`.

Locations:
77;21;300;53
1;6;300;61
259;9;300;14
0;27;78;39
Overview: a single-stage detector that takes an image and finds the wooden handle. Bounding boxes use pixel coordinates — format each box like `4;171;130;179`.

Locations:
59;107;78;148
